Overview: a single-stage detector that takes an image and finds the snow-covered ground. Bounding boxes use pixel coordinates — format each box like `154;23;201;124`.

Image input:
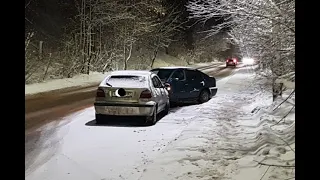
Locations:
25;62;222;96
25;65;295;180
139;68;295;180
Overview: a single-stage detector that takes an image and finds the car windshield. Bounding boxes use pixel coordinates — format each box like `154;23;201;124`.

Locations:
151;69;174;82
107;75;148;88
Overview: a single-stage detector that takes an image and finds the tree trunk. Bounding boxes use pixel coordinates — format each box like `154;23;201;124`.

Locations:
123;39;127;70
80;0;86;74
42;53;52;81
86;0;92;75
124;42;133;70
150;47;159;68
39;41;43;59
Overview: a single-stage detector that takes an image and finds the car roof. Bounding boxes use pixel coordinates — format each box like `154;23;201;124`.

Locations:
110;70;152;76
151;66;196;70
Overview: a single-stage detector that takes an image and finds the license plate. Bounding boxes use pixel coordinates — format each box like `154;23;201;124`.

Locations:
112;91;133;97
104;107;117;115
104;107;136;115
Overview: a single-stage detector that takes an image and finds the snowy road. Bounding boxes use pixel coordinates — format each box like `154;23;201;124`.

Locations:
25;64;295;180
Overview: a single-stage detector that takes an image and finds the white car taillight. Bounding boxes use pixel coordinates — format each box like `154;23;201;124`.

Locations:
96;88;105;97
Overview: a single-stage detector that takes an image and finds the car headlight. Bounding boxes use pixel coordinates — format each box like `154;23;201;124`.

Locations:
242;58;254;65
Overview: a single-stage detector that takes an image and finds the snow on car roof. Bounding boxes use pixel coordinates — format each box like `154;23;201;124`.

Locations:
152;66;196;70
100;70;151;88
110;70;152;76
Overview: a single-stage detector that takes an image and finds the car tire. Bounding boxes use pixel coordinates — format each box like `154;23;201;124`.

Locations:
145;105;157;126
163;103;169;115
95;114;104;124
198;89;210;103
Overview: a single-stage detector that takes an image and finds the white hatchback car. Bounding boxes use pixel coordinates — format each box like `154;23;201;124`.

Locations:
94;70;170;125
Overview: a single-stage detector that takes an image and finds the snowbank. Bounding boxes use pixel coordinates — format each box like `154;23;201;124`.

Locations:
138;67;295;180
25;72;110;96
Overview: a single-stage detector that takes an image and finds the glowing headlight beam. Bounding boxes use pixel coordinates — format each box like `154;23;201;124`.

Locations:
242;58;254;65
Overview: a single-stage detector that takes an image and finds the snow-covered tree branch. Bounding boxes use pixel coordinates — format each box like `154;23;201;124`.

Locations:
187;0;295;100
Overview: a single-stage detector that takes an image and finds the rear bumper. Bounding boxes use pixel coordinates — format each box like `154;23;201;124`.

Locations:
226;63;236;66
94;102;155;116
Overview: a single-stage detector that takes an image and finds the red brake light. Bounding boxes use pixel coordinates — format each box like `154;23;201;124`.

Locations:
233;59;236;63
96;88;105;97
140;90;152;99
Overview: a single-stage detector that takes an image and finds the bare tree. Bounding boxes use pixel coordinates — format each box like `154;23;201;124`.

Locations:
143;5;184;68
187;0;295;100
25;0;187;83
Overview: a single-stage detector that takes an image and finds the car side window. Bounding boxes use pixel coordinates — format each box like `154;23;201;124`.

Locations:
171;70;185;81
186;70;202;81
154;76;164;88
199;71;210;80
151;77;159;88
152;76;162;88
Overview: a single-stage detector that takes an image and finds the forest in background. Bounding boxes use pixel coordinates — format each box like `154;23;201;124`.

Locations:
25;0;237;84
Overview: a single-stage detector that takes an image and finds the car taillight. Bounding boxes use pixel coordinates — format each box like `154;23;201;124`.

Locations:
140;90;152;99
233;59;237;63
96;88;105;97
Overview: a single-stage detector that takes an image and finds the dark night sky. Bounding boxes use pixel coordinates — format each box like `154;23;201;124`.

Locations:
25;0;78;45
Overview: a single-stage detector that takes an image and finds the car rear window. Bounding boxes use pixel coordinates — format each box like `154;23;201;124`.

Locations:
151;69;174;81
107;75;148;88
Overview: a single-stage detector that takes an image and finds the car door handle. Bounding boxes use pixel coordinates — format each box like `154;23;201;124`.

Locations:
200;81;205;86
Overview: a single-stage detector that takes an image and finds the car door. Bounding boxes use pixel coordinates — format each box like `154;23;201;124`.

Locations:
151;75;164;111
185;69;205;99
153;75;167;111
168;69;188;100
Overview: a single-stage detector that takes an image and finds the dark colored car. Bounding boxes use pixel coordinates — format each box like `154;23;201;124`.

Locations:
150;67;218;104
226;58;238;67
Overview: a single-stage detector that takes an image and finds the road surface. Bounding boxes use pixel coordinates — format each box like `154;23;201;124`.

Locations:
25;64;242;180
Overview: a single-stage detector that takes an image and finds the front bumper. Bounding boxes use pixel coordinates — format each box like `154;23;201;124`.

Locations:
94;102;155;116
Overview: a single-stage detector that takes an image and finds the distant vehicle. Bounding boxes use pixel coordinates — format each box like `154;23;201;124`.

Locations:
226;58;238;67
242;57;255;65
94;70;170;125
150;67;218;105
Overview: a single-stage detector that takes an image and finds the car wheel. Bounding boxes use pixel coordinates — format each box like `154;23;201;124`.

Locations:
163;103;169;115
95;114;104;124
198;89;210;103
146;105;157;126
